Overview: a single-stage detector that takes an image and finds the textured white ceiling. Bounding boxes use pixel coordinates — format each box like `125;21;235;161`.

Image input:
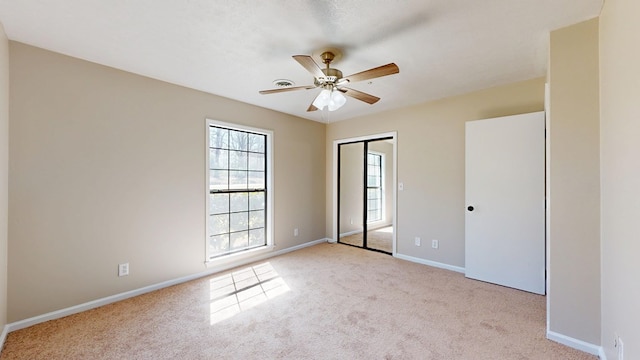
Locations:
0;0;602;123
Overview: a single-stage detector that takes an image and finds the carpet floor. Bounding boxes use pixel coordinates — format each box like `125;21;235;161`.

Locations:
1;243;596;359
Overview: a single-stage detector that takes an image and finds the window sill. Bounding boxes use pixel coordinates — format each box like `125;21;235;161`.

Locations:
205;245;274;269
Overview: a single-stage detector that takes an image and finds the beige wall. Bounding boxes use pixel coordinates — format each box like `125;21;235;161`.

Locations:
0;23;9;332
8;42;326;322
548;18;601;345
599;0;640;358
326;77;545;267
338;142;364;235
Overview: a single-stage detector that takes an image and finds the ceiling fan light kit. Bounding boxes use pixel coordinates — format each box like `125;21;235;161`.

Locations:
313;87;347;111
259;50;399;113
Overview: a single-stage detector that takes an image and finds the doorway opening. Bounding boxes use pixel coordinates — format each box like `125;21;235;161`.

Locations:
336;135;396;254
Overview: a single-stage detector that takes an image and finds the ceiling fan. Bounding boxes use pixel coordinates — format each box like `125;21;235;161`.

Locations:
259;51;399;112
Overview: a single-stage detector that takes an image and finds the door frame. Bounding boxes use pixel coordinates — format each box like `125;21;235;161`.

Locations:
332;132;397;255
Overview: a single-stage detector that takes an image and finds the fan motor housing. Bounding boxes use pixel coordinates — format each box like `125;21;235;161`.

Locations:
315;68;342;86
322;68;342;79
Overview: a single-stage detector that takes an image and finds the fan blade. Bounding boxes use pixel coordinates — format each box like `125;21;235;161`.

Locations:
293;55;325;79
307;93;320;112
338;87;380;104
341;63;399;84
259;85;316;95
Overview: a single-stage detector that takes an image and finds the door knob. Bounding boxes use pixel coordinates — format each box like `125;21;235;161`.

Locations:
467;206;474;211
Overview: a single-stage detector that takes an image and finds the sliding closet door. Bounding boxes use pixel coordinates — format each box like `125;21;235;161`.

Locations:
366;139;393;253
338;142;364;247
338;138;394;254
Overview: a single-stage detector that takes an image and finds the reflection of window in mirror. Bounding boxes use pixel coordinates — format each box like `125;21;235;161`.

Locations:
367;151;384;223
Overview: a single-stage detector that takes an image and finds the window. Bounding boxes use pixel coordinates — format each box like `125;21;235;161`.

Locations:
207;121;272;260
367;152;383;223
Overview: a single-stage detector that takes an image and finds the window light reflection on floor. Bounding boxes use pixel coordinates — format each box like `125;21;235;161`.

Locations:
375;226;393;233
209;262;290;325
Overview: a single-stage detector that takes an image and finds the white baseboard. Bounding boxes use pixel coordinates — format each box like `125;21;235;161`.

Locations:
599;346;607;360
339;230;361;237
394;253;465;273
546;330;601;356
0;324;8;352
5;238;329;334
368;223;393;231
338;224;393;238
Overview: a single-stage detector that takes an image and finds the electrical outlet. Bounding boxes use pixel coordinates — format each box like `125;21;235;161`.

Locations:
399;182;404;191
350;218;354;225
432;239;439;249
118;263;129;277
414;237;421;246
294;228;299;237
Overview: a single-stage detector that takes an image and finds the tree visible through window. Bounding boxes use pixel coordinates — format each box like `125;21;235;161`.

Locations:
367;152;382;223
208;125;267;259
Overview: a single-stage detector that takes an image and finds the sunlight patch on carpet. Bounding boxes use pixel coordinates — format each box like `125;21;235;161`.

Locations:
209;262;290;325
374;226;393;233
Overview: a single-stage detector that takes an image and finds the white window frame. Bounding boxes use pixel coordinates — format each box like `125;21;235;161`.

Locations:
367;150;385;225
205;119;274;265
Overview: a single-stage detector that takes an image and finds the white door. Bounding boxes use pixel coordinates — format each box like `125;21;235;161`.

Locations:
465;112;545;294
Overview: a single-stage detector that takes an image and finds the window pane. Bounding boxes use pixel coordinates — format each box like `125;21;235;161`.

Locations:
230;231;249;250
210;149;228;169
366;152;382;224
248;133;265;153
367;188;374;199
210;127;229;149
368;210;381;222
248;152;264;171
210;214;229;236
210;194;229;215
249;210;265;229
209;234;230;256
249;229;265;247
229;150;248;170
229;171;248;189
210;170;228;190
229;130;248;151
249;192;265;211
248;171;265;189
230;212;248;233
230;193;248;213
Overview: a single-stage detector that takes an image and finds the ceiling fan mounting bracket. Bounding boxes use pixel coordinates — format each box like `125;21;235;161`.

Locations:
313;48;343;64
320;51;335;65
